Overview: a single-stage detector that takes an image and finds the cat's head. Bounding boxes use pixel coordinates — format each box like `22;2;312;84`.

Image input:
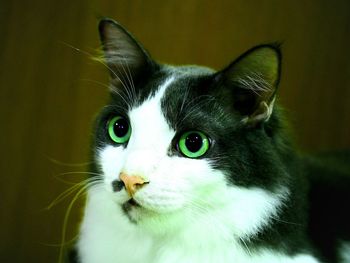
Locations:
90;18;289;239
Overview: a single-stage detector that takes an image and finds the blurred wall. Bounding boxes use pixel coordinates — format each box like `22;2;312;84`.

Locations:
1;0;350;262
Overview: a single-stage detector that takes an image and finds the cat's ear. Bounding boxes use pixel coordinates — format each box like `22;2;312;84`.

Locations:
217;45;281;126
98;19;155;86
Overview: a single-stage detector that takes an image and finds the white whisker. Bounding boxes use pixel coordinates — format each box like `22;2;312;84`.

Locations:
57;178;103;263
60;41;132;108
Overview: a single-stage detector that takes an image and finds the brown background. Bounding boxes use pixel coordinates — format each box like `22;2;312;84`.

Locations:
1;0;350;262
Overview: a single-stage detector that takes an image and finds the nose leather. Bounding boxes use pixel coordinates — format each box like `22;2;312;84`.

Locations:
119;172;148;196
111;180;124;192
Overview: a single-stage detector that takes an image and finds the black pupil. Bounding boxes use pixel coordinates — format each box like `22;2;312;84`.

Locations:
113;118;129;137
185;133;203;152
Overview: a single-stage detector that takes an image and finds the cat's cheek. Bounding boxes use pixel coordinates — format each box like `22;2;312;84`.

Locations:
169;158;228;196
143;158;229;213
133;170;190;213
135;189;187;213
226;186;289;238
97;145;126;187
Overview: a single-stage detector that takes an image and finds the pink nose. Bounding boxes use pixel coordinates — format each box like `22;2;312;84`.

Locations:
119;173;148;196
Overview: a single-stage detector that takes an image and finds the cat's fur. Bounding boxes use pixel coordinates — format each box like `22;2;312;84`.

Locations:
70;19;350;263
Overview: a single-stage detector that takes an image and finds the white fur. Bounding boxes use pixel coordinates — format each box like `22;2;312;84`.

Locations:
339;241;350;263
78;76;320;263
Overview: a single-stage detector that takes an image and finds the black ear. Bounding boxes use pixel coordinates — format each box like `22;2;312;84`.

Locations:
218;45;281;126
98;19;154;88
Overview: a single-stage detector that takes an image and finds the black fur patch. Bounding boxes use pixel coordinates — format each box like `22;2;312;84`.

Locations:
79;19;350;263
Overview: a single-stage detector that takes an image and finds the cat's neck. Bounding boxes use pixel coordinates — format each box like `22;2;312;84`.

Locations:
79;189;245;263
78;189;318;263
77;184;317;263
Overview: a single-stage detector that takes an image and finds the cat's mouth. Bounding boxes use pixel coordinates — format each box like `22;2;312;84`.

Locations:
121;198;152;223
121;198;142;222
123;198;141;210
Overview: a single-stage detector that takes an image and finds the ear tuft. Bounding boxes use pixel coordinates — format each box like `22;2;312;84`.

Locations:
221;44;281;126
98;18;154;88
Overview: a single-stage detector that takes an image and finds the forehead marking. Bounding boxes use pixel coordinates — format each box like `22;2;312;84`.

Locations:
152;76;175;101
127;76;176;152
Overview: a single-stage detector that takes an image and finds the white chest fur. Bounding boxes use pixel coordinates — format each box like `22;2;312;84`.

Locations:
77;77;319;263
77;188;319;263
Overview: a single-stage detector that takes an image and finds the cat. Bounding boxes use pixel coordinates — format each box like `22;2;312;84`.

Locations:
69;18;350;263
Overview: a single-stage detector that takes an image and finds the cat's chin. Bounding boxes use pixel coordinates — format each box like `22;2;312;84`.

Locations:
121;198;160;224
122;198;141;211
120;198;187;233
121;198;144;223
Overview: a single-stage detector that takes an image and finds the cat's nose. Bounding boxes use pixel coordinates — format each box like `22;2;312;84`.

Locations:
118;172;149;196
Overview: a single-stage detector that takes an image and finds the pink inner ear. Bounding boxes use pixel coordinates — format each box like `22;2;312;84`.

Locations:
244;100;275;126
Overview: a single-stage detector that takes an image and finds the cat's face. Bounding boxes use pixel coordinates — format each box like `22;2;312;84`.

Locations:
95;67;227;225
89;19;288;239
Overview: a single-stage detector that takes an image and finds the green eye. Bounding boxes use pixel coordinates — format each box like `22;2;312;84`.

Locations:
107;116;131;144
178;131;210;158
